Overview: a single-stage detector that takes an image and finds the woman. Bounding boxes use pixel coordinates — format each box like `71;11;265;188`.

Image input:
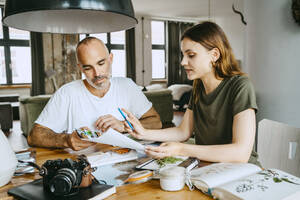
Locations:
124;21;259;164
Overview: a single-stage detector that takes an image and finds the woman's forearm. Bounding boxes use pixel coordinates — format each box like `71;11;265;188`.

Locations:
179;143;252;163
142;126;191;142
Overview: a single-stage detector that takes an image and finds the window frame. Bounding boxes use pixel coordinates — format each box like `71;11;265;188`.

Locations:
0;6;31;85
80;32;126;77
151;20;167;80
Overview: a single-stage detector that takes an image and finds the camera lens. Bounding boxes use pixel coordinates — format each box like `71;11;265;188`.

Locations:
49;168;77;196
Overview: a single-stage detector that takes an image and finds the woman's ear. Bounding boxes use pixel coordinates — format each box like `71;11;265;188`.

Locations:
210;48;220;62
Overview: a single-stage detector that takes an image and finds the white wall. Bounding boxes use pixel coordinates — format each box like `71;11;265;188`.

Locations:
215;15;246;65
245;0;300;128
213;0;246;66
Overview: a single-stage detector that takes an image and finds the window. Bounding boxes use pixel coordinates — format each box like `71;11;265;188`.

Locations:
79;31;126;77
0;7;31;85
151;21;166;79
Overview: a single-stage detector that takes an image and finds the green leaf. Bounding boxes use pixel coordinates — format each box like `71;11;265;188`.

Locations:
156;157;184;168
273;177;282;183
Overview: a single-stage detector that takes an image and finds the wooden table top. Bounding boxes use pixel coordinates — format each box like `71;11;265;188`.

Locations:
0;145;212;200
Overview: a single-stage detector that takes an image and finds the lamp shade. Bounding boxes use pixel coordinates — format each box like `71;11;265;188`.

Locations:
2;0;138;34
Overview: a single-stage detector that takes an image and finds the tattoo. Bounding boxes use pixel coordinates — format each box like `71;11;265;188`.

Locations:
27;124;68;149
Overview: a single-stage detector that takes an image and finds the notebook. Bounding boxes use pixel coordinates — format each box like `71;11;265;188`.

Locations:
8;179;116;200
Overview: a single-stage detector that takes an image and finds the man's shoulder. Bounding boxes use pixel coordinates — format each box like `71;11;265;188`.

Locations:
56;80;83;94
111;77;135;86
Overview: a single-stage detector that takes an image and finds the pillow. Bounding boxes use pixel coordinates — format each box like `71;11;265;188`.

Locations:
146;84;164;91
168;84;192;101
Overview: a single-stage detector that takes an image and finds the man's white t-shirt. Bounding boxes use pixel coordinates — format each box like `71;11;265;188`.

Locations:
36;77;152;134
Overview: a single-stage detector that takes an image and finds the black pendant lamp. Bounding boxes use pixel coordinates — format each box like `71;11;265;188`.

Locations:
2;0;138;34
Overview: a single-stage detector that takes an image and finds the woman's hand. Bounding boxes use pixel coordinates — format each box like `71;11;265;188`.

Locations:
145;142;183;159
121;108;148;140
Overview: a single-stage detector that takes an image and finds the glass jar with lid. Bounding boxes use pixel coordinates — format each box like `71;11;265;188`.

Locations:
159;166;186;191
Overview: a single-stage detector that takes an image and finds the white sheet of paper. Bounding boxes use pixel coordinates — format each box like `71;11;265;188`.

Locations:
84;128;145;151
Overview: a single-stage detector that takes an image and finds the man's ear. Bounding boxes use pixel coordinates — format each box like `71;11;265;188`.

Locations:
77;63;84;72
210;48;220;62
109;52;114;63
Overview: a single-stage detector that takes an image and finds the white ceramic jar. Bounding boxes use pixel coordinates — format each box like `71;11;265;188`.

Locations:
0;128;17;187
159;166;186;191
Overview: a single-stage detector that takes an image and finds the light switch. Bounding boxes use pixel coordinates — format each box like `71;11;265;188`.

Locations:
288;142;298;159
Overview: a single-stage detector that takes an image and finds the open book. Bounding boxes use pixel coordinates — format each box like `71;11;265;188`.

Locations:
190;163;300;200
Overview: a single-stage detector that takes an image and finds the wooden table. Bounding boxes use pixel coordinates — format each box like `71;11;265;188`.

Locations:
0;145;212;200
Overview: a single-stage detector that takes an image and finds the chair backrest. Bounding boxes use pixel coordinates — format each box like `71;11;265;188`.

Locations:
258;119;300;177
19;95;52;136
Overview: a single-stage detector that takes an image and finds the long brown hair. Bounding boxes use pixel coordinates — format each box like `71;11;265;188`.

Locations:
181;21;244;102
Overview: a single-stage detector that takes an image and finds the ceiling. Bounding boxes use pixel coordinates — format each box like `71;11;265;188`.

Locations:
132;0;243;19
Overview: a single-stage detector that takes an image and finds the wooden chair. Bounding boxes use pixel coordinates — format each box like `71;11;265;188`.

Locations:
257;119;300;177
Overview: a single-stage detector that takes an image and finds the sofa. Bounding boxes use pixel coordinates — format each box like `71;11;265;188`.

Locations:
19;89;174;136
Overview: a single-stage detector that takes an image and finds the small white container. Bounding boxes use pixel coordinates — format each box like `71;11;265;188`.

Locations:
159;166;186;191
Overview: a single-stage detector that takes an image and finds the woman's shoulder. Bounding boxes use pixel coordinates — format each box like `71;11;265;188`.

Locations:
227;75;255;95
229;75;252;87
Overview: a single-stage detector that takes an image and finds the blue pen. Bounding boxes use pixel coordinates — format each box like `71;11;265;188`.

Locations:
118;108;134;130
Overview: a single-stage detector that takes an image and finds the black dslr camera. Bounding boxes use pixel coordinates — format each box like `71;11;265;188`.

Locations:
39;156;96;196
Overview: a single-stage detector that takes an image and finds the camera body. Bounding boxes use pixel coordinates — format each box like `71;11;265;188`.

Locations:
39;156;94;196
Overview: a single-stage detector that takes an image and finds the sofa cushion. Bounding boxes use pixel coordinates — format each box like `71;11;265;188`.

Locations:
143;89;173;126
168;84;192;101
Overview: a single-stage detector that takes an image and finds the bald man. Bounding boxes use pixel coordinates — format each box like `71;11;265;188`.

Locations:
28;37;162;151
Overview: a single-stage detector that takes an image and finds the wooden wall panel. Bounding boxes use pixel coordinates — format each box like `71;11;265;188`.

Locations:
42;33;54;94
42;34;80;94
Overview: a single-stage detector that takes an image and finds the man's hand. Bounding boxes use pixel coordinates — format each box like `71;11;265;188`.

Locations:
66;130;96;151
95;114;125;133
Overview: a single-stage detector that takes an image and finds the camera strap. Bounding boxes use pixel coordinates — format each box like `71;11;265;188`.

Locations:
18;159;41;171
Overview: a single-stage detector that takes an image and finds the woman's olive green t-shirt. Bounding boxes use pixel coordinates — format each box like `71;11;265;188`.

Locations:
188;75;260;165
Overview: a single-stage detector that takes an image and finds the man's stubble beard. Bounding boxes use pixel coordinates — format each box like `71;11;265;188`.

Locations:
86;74;112;91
